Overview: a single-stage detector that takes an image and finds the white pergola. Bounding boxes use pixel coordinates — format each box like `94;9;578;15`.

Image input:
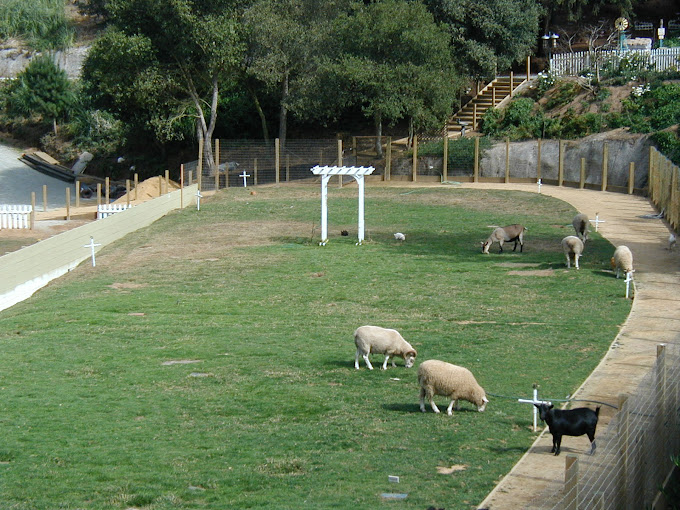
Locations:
310;165;375;245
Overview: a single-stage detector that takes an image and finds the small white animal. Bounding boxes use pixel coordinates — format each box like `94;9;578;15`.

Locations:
354;325;417;370
394;232;406;241
670;233;676;251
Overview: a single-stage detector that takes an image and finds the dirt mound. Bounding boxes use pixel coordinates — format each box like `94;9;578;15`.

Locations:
114;177;181;204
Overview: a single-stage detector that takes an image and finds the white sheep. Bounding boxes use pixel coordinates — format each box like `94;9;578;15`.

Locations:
572;213;589;243
562;236;584;269
669;233;676;251
481;224;527;254
354;326;417;370
613;245;634;278
417;360;488;415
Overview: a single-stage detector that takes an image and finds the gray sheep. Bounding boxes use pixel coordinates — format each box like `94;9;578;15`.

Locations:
572;213;589;243
418;360;488;415
354;326;417;370
481;224;527;254
562;236;584;269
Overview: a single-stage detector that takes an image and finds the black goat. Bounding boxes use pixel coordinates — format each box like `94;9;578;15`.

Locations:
534;403;600;456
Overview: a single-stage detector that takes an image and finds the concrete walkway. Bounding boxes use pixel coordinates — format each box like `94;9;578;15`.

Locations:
467;183;680;509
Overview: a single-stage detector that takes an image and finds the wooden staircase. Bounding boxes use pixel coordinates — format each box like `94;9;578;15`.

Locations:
446;74;529;138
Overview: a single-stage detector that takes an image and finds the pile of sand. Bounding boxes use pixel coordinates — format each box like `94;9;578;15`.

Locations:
114;176;181;204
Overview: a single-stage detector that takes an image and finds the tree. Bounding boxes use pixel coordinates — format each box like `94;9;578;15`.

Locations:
4;54;75;134
242;0;353;148
424;0;542;80
83;0;244;174
316;0;460;148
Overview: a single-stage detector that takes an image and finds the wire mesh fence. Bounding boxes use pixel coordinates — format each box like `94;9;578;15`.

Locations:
532;342;680;510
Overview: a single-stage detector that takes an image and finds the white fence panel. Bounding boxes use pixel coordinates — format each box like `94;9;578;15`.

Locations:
551;47;680;76
0;205;32;229
97;204;131;219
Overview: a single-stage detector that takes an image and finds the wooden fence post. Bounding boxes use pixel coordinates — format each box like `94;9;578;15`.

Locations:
473;103;478;130
337;139;342;188
105;176;110;203
618;394;629;509
628;162;635;194
275;138;280;185
165;170;169;194
158;175;163;197
30;192;35;230
580;158;586;189
565;455;579;510
412;135;418;182
97;183;102;209
536;138;542;183
442;135;448;182
474;137;479;183
601;142;609;192
126;179;131;207
254;158;258;185
75;180;80;208
505;138;510;183
558;140;564;186
214;139;220;191
386;137;392;181
134;173;139;201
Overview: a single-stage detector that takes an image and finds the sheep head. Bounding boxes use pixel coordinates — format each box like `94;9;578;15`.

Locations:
404;350;417;368
478;396;489;412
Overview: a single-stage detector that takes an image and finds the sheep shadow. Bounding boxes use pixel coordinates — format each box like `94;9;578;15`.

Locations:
382;403;481;414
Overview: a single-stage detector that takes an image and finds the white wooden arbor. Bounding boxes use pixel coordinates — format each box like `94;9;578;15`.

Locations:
310;165;375;245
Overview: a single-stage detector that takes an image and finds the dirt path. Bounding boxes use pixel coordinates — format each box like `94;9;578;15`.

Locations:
464;183;680;509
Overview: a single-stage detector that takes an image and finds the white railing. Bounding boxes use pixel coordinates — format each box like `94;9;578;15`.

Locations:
0;205;32;229
97;204;131;219
550;47;680;76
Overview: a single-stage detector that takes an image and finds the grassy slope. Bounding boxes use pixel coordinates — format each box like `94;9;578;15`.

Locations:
0;186;630;509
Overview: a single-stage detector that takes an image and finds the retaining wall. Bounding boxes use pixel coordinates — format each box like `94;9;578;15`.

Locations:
0;184;197;312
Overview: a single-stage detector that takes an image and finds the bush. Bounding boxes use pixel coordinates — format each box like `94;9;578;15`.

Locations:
545;81;580;110
651;130;680;165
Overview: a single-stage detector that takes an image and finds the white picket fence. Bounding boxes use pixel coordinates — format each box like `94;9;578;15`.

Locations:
0;205;32;229
550;47;680;76
97;204;131;219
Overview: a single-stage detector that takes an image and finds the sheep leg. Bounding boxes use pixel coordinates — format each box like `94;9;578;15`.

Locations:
381;355;390;370
588;431;597;454
565;254;571;268
498;240;504;253
419;389;427;413
575;253;580;270
354;350;361;370
446;400;457;416
362;354;374;370
429;398;441;414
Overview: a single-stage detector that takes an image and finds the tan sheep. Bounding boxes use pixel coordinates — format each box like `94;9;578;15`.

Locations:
613;245;634;278
562;235;584;269
354;326;417;370
572;213;589;243
418;360;488;415
481;224;527;254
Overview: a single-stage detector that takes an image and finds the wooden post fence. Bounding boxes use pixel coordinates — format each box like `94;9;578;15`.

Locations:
564;455;579;510
628;162;635;194
580;158;586;189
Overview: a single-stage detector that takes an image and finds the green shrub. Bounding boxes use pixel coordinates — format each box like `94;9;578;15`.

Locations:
0;0;73;50
545;81;580;110
651;130;680;165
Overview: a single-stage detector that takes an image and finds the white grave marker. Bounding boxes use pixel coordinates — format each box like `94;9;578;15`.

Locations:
625;271;634;299
517;384;551;431
83;236;102;267
590;212;605;232
239;170;250;187
196;190;203;211
537;178;542;194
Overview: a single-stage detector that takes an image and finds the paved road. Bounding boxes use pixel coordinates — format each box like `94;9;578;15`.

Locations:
0;143;76;209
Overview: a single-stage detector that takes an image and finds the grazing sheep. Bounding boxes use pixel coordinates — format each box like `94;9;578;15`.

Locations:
562;236;584;269
394;232;406;241
354;326;417;370
418;360;488;415
534;403;600;456
613;245;634;278
572;213;589;243
481;224;527;254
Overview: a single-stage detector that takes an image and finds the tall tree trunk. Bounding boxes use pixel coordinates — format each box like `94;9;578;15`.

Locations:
187;72;219;176
278;71;289;150
374;112;383;158
248;85;270;144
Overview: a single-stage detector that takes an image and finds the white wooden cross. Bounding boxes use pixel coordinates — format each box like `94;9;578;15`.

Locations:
239;170;251;187
196;190;203;211
517;384;551;431
625;271;634;299
537;178;542;194
83;236;102;267
590;212;605;232
310;165;375;245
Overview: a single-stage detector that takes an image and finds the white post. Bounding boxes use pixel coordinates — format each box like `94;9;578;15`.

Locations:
83;236;102;267
320;175;330;245
196;190;203;211
356;175;365;245
537;178;542;194
590;212;605;232
625;272;633;299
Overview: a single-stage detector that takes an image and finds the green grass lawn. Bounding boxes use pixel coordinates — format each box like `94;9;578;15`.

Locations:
0;185;631;509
